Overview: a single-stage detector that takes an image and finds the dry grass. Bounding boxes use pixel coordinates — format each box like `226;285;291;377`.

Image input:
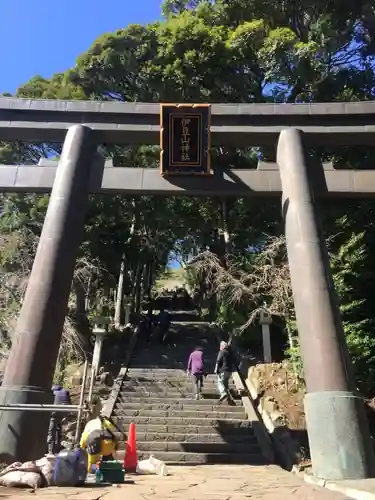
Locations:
190;235;294;331
0;227;108;367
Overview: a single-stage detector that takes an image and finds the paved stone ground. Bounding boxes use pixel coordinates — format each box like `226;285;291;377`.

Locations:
2;465;352;500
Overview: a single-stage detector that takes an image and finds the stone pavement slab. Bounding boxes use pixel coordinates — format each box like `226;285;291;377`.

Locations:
1;465;351;500
305;474;375;500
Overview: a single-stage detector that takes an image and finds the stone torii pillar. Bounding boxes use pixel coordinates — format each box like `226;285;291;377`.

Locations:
277;128;375;480
0;125;97;462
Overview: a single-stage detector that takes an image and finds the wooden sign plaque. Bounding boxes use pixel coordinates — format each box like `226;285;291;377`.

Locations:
160;104;212;176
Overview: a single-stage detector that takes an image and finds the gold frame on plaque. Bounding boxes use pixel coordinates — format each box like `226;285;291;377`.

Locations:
159;103;212;176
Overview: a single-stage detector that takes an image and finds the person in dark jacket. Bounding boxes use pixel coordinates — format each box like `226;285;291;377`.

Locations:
47;385;71;454
157;308;171;344
187;346;205;400
214;341;235;403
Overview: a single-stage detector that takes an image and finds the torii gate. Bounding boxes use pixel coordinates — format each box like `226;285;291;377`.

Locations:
0;98;375;481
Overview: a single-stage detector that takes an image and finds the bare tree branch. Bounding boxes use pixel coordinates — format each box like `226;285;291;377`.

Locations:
189;235;295;333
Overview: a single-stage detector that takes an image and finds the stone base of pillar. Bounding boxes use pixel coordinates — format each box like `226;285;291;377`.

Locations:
0;385;52;462
305;391;375;480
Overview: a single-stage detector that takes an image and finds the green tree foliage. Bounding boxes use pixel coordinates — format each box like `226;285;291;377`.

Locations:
329;222;375;391
1;0;375;391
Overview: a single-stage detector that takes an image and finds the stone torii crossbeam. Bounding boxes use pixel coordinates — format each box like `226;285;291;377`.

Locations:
2;159;375;197
0;98;374;481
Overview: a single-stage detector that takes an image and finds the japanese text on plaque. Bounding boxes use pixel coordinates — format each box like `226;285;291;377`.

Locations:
180;118;191;161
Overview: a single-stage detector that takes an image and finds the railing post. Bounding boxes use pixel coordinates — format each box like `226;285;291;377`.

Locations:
259;310;272;363
277;127;375;480
0;125;97;462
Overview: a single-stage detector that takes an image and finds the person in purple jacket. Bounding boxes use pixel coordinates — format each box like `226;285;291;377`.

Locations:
187;346;205;400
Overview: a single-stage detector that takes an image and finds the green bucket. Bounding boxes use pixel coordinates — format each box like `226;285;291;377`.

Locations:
95;460;125;484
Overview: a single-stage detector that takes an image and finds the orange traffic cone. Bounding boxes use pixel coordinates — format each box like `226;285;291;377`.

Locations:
124;423;138;472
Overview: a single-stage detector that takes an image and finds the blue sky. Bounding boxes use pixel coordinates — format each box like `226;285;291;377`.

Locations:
0;0;162;94
0;0;179;268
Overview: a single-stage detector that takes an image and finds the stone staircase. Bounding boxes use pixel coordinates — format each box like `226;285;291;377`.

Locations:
111;321;269;464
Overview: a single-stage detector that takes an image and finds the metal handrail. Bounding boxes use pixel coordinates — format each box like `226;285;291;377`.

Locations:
0;404;88;412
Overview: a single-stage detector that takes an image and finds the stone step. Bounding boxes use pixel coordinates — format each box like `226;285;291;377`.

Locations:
143;342;216;346
133;350;217;355
113;402;245;413
119;391;240;399
130;355;212;360
119;395;241;403
133;352;217;359
113;409;245;420
156;346;217;349
111;422;253;434
118;441;261;454
129;363;217;369
129;361;186;365
119;385;237;394
169;312;201;320
129;364;188;369
123;376;236;382
137;335;216;340
132;347;217;353
128;368;223;373
120;380;237;389
115;397;233;406
125;371;220;378
129;356;217;362
141;333;214;336
112;432;257;443
134;351;217;357
119;388;237;396
130;360;217;366
122;390;241;405
115;450;267;465
123;375;233;383
111;416;250;427
121;382;221;389
121;380;236;388
133;342;217;348
125;369;186;374
134;344;217;350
